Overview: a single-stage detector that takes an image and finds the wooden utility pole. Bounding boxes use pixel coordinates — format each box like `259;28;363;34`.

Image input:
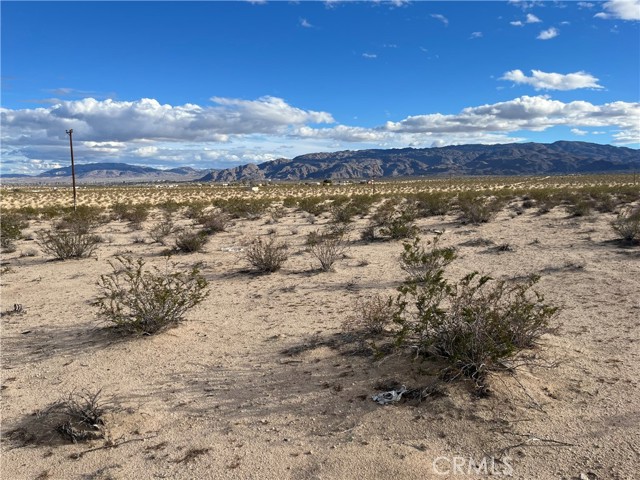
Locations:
66;129;77;211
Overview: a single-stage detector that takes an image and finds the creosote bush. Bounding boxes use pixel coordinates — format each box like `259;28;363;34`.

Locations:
391;237;558;390
149;217;175;244
175;229;208;253
1;213;28;248
36;230;100;260
611;207;640;243
198;210;230;234
96;256;209;335
245;237;289;273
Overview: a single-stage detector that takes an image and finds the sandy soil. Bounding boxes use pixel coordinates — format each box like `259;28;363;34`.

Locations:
1;198;639;480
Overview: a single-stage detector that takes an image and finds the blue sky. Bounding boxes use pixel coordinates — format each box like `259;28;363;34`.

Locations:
1;1;639;174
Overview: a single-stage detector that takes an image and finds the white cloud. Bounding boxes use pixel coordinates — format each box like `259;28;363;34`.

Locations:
362;53;377;59
500;69;603;90
382;96;639;145
595;0;640;20
2;94;638;174
510;20;524;26
537;27;559;40
430;14;449;26
470;31;483;39
571;128;588;136
300;18;313;28
526;13;542;23
578;2;595;8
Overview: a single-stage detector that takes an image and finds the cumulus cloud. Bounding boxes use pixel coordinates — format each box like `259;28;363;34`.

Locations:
1;96;334;145
500;69;604;90
510;20;524;26
571;128;588;136
430;14;449;26
526;13;542;23
382;96;639;144
595;0;640;20
2;94;638;174
537;27;559;40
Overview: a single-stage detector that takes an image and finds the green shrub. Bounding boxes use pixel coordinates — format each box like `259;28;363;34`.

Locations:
36;230;100;260
457;193;503;224
55;206;106;234
365;199;418;241
245;237;289;273
198;210;230;234
413;192;452;217
392;237;558;390
175;230;208;253
611;207;640;243
297;197;327;216
96;256;208;335
1;213;27;248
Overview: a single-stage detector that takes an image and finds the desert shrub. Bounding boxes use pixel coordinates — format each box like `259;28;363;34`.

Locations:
1;213;27;248
157;199;181;215
392;238;558;389
198;210;230;234
184;201;208;220
282;197;298;208
330;202;357;225
95;256;208;334
413;191;452;217
55;206;106;234
346;294;396;335
149;218;175;244
36;230;100;260
349;194;378;216
52;389;107;443
175;229;208;253
567;199;594;217
308;232;349;271
365;199;418;241
245;237;289;273
297;196;327;216
112;203;150;226
457;193;503;224
399;236;456;282
216;198;270;219
611;207;640;243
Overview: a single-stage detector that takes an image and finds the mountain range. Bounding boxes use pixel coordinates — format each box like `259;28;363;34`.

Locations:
2;141;638;184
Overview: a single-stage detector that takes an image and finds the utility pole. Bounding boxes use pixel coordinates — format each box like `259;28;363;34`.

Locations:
66;129;77;211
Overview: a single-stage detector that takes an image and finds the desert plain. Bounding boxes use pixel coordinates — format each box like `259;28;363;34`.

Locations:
1;175;639;480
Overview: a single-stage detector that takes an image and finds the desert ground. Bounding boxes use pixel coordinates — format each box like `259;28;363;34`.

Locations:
1;176;639;480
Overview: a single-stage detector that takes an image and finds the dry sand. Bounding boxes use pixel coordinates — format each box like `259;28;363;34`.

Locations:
1;197;639;479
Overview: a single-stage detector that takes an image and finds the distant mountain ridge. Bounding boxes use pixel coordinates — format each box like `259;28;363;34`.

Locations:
3;141;638;184
198;141;640;182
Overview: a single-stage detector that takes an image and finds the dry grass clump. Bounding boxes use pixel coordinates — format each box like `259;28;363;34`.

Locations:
308;231;349;272
245;237;289;273
345;294;396;335
96;256;209;335
54;390;107;443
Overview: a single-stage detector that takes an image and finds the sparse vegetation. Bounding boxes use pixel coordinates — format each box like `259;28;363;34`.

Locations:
308;232;349;271
96;256;209;334
611;207;640;243
245;237;289;273
1;213;27;249
175;229;208;253
390;237;558;391
36;230;100;260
